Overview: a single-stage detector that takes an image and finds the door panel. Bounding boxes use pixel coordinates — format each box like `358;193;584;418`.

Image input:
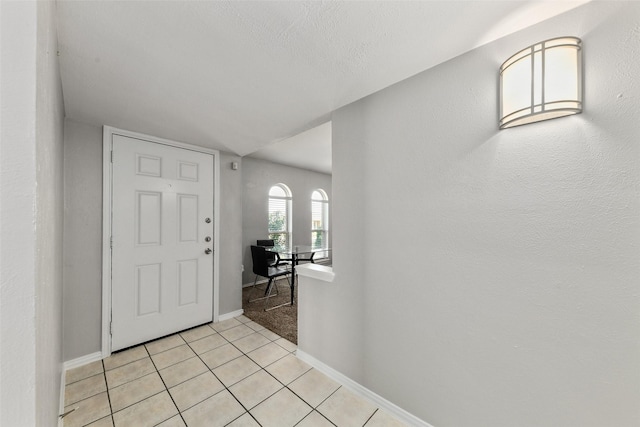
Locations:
177;259;198;306
136;263;161;316
111;135;214;351
136;191;162;245
177;194;198;242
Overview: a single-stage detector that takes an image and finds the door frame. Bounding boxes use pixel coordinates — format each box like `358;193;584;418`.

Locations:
101;126;221;358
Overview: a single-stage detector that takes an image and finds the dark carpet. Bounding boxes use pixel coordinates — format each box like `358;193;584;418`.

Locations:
242;278;298;344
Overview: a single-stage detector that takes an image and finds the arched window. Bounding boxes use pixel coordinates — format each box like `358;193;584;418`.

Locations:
268;184;292;248
311;189;329;250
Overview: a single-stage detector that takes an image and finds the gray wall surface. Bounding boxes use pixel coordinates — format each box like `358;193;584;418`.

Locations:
298;109;366;383
62;119;244;361
63;120;104;360
303;3;640;427
218;153;244;315
35;0;66;422
0;1;65;424
241;157;332;285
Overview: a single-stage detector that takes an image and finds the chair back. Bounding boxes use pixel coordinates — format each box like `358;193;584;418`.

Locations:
250;245;270;277
256;239;277;264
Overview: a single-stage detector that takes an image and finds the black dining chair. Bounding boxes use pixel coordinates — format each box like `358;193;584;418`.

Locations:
256;239;279;267
256;238;292;268
249;245;292;311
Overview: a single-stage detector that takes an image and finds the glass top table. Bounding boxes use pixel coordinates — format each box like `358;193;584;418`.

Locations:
266;245;324;256
264;245;331;306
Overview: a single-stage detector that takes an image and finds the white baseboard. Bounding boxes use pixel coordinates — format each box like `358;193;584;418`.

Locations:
60;351;103;423
218;309;244;322
63;351;103;371
243;276;291;288
296;350;432;427
243;278;268;288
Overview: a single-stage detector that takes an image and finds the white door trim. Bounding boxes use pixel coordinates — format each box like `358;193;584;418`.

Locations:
101;126;221;358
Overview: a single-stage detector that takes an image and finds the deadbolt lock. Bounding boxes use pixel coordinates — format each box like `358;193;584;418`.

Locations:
205;217;211;223
205;236;211;242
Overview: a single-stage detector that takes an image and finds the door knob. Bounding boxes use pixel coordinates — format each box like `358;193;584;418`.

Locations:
205;236;211;242
205;217;211;223
205;248;212;255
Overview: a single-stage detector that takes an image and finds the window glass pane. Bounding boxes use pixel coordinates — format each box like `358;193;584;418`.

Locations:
269;233;287;247
311;189;328;250
312;231;325;249
312;189;328;201
268;185;291;247
268;199;287;232
312;200;323;230
269;186;286;197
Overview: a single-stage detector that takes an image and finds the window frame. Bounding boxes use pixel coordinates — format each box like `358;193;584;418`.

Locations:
311;189;329;251
268;184;292;249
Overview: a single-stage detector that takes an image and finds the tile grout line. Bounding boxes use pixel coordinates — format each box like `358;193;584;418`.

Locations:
221;334;307;426
108;371;167;414
286;381;341;426
155;355;204;389
285;379;335;411
180;319;306;425
362;408;380;427
292;409;337;427
101;359;115;424
142;341;189;427
102;353;150;376
99;359;177;425
110;329;244;422
222;342;316;423
64;315;333;427
183;330;265;426
61;373;108;409
59;370;108;426
64;368;105;388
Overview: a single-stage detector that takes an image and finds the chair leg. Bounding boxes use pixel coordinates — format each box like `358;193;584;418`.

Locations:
263;278;275;310
264;274;293;311
248;276;279;303
264;278;280;296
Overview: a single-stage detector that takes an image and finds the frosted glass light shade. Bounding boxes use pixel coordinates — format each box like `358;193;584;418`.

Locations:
499;37;582;129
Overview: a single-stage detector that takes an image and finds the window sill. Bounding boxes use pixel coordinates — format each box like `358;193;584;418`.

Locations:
296;264;335;283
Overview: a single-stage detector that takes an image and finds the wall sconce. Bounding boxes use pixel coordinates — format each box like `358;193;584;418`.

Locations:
499;37;582;129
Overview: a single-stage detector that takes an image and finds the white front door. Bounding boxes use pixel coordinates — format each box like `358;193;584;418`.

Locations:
111;135;214;351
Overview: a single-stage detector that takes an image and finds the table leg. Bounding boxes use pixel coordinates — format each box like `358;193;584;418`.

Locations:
290;255;297;305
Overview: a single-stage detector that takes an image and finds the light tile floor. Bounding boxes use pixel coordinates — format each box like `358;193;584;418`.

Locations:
62;315;406;427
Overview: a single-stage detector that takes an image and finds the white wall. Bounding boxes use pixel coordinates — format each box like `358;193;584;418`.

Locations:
307;2;640;426
297;109;366;382
35;0;66;422
241;157;332;285
0;0;65;424
218;153;244;315
62;120;244;360
0;2;39;423
63;120;104;360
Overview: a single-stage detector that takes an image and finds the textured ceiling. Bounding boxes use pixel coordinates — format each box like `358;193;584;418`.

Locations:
249;121;332;174
57;0;589;168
